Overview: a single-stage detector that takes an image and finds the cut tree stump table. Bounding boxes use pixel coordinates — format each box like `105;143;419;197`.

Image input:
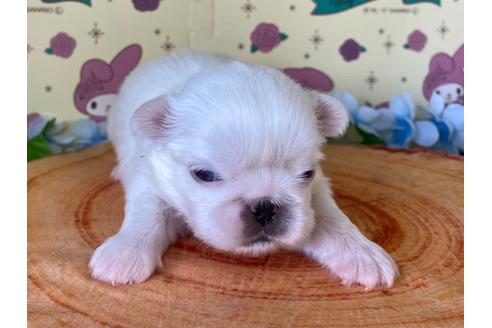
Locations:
28;143;463;328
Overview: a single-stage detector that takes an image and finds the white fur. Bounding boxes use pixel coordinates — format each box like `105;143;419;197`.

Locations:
90;50;398;289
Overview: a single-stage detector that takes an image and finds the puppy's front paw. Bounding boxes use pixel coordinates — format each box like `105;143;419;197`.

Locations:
89;233;162;285
328;240;398;290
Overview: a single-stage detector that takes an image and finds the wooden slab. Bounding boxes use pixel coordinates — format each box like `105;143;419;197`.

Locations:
28;142;463;327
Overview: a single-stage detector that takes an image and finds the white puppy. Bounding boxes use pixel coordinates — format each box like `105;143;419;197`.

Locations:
90;50;398;290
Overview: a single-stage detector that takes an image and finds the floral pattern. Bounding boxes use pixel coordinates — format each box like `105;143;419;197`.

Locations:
250;23;288;53
45;32;76;58
27;112;107;161
27;0;463;159
336;92;415;147
28;88;464;161
404;30;427;52
417;94;464;153
132;0;160;12
335;92;464;154
339;39;366;62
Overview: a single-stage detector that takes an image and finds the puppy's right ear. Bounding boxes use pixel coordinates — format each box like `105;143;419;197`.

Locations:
131;95;173;141
312;92;350;138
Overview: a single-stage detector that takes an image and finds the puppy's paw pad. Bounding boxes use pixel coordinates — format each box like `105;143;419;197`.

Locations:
329;242;398;290
89;234;161;285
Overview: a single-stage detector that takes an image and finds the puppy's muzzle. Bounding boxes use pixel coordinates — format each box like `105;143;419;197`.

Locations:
252;201;279;226
241;198;292;245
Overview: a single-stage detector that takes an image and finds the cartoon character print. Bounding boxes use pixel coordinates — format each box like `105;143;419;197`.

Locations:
282;67;334;92
74;44;142;121
423;45;464;105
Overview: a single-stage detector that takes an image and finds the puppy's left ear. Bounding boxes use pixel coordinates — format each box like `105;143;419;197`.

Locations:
131;95;173;141
312;92;350;138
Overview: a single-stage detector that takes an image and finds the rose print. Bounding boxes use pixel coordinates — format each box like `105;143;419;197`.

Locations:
45;32;76;58
250;23;288;53
404;30;427;52
339;39;366;62
132;0;160;12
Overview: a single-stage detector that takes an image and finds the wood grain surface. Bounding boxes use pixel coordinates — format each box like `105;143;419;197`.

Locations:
27;142;464;328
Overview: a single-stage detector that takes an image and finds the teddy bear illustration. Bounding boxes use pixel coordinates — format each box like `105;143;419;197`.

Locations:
423;45;464;105
74;44;142;121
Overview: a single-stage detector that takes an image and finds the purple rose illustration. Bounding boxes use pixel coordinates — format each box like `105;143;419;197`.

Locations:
339;39;366;62
250;23;288;53
132;0;160;12
404;30;427;52
45;32;76;58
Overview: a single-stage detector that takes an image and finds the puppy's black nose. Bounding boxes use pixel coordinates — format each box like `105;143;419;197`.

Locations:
252;201;278;226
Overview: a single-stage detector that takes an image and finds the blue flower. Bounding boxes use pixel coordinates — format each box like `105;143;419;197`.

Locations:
335;92;415;148
415;94;464;154
27;113;49;140
27;114;108;160
45;118;107;154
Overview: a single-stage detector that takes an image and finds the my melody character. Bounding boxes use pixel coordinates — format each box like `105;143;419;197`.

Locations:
74;44;142;121
423;45;464;105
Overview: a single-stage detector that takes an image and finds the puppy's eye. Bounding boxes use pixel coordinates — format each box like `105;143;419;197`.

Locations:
299;169;315;180
192;169;219;182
